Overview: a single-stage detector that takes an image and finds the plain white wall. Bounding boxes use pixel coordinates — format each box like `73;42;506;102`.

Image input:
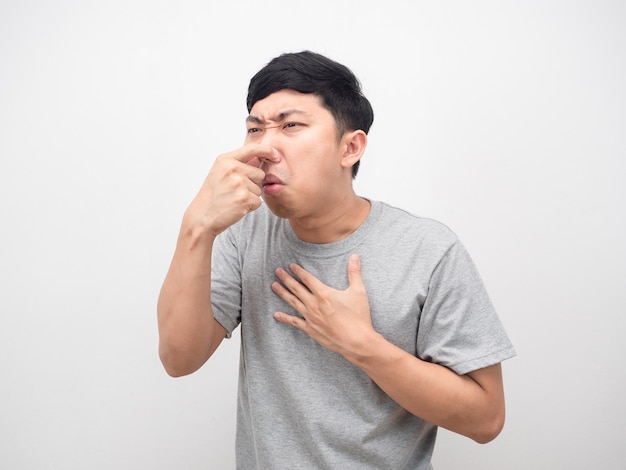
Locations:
1;1;624;468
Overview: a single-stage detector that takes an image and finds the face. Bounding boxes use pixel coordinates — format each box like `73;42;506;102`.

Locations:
245;89;354;220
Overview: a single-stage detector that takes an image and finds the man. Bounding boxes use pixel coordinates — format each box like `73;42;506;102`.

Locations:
158;51;515;469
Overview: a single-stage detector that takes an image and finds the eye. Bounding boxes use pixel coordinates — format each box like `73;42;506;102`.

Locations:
247;127;262;134
283;122;301;130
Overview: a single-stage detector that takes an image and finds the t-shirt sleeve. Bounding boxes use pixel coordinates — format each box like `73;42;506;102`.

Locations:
417;240;516;375
210;228;243;338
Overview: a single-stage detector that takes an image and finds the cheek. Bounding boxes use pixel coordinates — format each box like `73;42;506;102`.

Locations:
283;134;342;178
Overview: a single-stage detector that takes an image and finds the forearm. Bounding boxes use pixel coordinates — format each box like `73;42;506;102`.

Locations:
346;333;505;443
158;145;273;375
157;217;221;377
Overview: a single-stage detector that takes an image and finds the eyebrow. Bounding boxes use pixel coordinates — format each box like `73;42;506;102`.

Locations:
246;109;308;125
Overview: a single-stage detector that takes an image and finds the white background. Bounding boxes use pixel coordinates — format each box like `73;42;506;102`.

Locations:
1;1;625;468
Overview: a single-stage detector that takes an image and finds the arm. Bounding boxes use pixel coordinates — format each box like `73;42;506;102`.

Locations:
157;144;279;377
348;337;505;443
157;225;226;377
272;254;506;443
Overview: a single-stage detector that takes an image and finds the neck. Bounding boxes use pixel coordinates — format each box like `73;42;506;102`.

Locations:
288;195;371;244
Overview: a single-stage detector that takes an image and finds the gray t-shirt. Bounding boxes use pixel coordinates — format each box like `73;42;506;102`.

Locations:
212;200;515;469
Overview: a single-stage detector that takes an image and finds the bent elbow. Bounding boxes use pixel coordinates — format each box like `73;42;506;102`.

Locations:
162;361;193;378
472;411;505;444
159;344;201;378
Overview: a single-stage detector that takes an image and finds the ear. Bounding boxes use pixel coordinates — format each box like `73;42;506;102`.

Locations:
340;130;367;170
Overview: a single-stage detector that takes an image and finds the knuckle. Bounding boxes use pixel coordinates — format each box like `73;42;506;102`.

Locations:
248;199;261;212
230;187;248;203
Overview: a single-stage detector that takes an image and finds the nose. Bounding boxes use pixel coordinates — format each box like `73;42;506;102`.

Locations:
256;146;282;171
255;128;283;166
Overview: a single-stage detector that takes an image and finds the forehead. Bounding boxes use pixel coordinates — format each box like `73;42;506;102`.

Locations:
248;89;330;122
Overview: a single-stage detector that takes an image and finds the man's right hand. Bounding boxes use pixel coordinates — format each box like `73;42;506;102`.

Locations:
185;144;280;238
157;144;280;377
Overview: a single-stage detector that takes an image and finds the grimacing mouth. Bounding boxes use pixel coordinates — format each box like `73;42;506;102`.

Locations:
262;174;284;187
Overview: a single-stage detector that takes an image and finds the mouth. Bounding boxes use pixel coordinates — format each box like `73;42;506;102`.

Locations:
262;174;285;196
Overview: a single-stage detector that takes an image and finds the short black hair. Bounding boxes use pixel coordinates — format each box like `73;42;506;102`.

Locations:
247;51;374;178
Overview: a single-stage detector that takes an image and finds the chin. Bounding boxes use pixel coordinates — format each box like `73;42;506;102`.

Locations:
263;199;292;219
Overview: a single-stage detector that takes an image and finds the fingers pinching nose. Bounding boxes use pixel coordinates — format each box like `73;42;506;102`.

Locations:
247;157;262;168
255;148;281;169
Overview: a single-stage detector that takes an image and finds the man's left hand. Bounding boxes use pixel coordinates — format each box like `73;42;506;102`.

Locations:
272;254;375;357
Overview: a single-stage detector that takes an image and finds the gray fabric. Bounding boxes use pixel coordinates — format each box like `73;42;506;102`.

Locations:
211;200;515;469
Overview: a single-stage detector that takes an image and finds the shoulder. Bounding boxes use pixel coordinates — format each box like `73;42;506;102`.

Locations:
372;200;459;249
218;203;282;246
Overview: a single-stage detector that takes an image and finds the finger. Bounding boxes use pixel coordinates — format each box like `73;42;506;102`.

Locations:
230;144;281;165
235;146;280;186
287;263;322;294
275;267;311;298
246;194;263;213
254;147;281;166
271;280;306;313
273;311;306;330
247;156;262;169
347;254;364;290
244;174;263;197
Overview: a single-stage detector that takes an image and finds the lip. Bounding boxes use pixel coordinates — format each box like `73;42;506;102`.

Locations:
262;174;284;186
262;174;285;196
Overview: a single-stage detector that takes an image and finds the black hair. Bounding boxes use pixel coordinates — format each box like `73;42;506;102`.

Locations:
246;51;374;178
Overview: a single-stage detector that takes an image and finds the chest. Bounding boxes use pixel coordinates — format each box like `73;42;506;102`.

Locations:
240;244;430;356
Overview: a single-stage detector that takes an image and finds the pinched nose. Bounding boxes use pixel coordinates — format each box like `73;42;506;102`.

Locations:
246;147;281;170
257;147;282;169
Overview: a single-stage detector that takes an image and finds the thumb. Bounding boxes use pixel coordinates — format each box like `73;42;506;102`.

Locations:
347;254;364;288
246;156;262;168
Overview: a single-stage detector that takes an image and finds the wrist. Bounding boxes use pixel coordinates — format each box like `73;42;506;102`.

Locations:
180;211;218;253
343;329;391;369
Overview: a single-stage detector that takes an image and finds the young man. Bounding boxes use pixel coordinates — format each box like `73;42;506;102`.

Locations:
158;51;515;469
